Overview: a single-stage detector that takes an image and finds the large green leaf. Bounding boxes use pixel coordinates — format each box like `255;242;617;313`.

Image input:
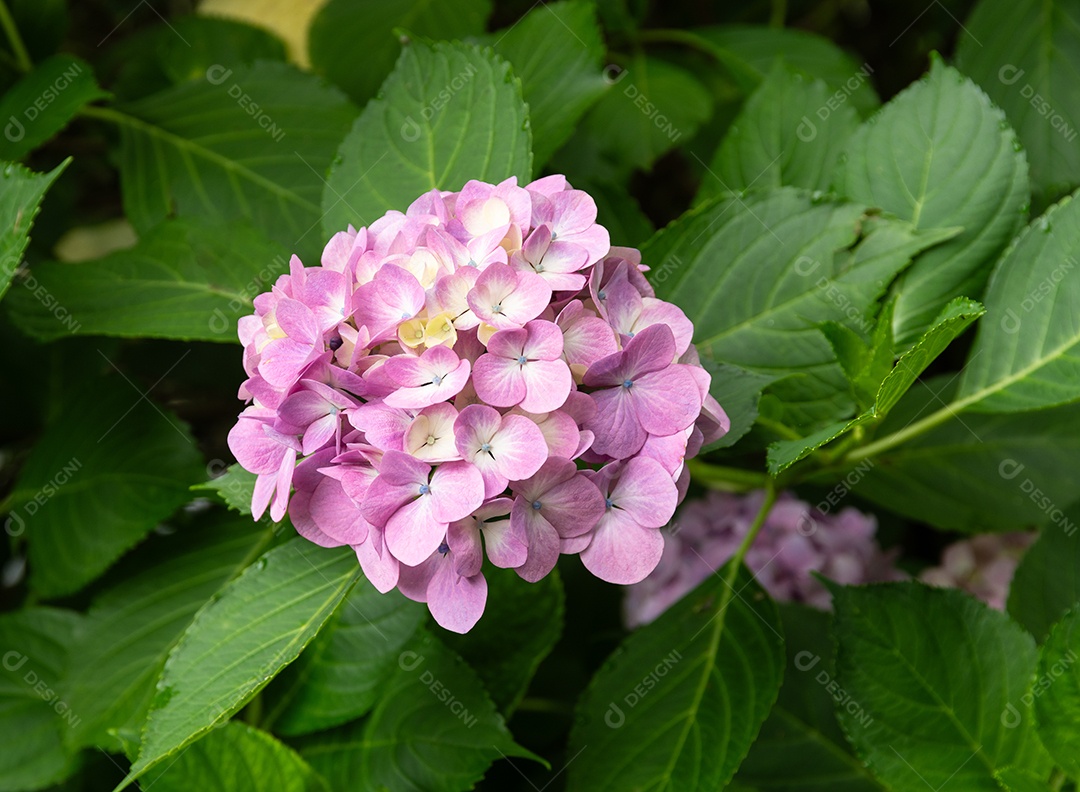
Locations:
830;582;1051;791
488;0;607;166
956;0;1080;206
1031;608;1080;778
566;563;784;791
734;604;883;792
141;722;326;792
9;378;202;598
1009;512;1080;643
693;25;879;116
120;540;361;787
61;515;272;751
442;566;563;714
0;159;66;302
646;188;956;428
766;297;985;473
697;63;859;203
695;362;784;451
265;582;426;736
835;57;1029;344
322;40;532;238
109;61;356;259
192;464;259;516
8;217;287;341
309;0;491;106
296;629;534;792
7;219;290;342
0;55;108;160
0;608;83;792
845;379;1080;532
553;53;711;179
956;191;1080;413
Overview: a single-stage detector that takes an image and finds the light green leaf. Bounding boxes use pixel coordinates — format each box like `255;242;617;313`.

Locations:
108;61;356;260
120;539;361;788
192;464;259;516
0;608;83;792
835;57;1028;344
0;55;108;160
697;63;859;203
957;0;1080;206
141;722;326;792
693;25;879;116
566;563;784;791
489;0;607;166
61;515;272;751
734;604;883;792
994;766;1055;792
831;582;1051;791
6;218;290;342
9;378;202;598
296;630;536;792
956;191;1080;413
821;297;895;409
309;0;492;106
322;40;532;238
442;566;563;714
265;581;426;736
1032;608;1080;779
1008;513;1080;643
0;158;66;302
766;416;870;474
843;378;1080;532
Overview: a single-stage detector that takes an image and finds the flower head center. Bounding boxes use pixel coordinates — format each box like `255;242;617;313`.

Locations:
438;542;449;555
432;374;444;385
418;483;431;495
622;379;634;389
531;500;542;511
605;497;614;510
480;442;492;453
517;355;528;365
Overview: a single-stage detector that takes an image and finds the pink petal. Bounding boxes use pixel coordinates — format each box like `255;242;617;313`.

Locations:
447;518;483;577
385;496;446;566
610;457;678;528
521;320;564;361
354;527;399;593
492;414;548;482
472;352;527;407
635;366;703;436
587;386;648;458
519;359;573;413
580;507;665;584
429;460;485;523
511;501;561;583
427;559;488;634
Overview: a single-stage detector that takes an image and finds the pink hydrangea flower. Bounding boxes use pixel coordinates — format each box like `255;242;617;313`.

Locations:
624;490;903;628
227;176;728;633
920;532;1035;610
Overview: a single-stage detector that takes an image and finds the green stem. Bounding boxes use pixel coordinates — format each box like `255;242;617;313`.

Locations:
769;0;787;27
637;28;722;60
0;0;30;72
843;396;974;465
515;697;574;715
1049;768;1065;791
755;416;802;442
687;459;769;491
716;478;778;609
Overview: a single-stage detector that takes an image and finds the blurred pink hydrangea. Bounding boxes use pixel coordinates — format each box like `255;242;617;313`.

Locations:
227;176;728;633
920;532;1035;611
624;490;901;627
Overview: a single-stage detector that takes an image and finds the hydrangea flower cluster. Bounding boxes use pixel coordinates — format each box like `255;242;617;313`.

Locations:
920;532;1035;610
227;176;728;632
624;490;901;627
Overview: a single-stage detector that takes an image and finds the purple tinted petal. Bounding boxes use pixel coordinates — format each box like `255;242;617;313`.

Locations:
385;496;446;566
354;528;399;593
511;499;561;582
429;460;485;523
481;511;528;568
519;359;572;413
492;414;548;482
610;457;678;528
580;507;665;584
586;386;647;458
447;519;483;578
521;320;564;361
473;352;526;407
635;366;703;436
427;559;487;633
540;473;606;539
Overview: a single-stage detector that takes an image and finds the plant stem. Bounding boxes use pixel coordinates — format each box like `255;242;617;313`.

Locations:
0;0;31;72
516;697;574;715
716;478;778;608
843;396;974;464
770;0;787;27
636;28;721;60
687;459;769;491
1049;768;1066;791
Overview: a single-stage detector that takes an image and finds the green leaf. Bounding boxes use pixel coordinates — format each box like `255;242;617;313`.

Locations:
109;61;357;260
192;464;259;515
830;582;1051;792
693;25;879;116
554;53;711;179
265;582;426;736
697;63;859;203
956;191;1080;413
296;630;536;792
1008;513;1080;643
566;563;784;791
120;539;360;788
821;297;895;409
845;379;1080;532
309;0;491;106
488;0;607;166
734;604;883;792
442;566;564;714
696;362;784;450
584;178;654;249
0;55;108;160
1031;608;1080;779
835;57;1028;344
7;218;290;342
0;607;83;792
9;378;202;598
957;0;1080;206
61;514;272;751
766;416;870;474
0;158;66;302
322;40;532;239
646;188;957;428
140;722;325;791
994;766;1055;792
